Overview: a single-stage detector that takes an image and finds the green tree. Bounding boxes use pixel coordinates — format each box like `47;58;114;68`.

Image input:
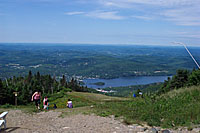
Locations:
171;69;189;89
36;71;41;80
188;69;200;86
0;79;8;105
158;69;190;94
27;70;32;83
60;75;67;87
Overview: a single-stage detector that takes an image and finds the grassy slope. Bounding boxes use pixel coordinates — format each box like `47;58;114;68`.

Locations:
50;92;130;117
94;85;200;128
49;91;129;108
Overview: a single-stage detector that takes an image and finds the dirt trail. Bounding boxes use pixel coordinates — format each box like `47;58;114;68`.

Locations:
1;110;199;133
1;110;144;133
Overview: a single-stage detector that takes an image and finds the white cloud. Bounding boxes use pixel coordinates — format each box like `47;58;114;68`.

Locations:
64;11;85;15
63;0;200;25
99;0;199;7
131;15;153;20
160;6;200;26
85;11;124;20
65;10;124;20
173;31;200;39
98;0;200;26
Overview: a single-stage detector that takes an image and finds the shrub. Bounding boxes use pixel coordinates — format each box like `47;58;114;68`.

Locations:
0;103;14;108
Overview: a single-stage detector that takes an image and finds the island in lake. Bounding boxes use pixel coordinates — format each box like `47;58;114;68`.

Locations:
90;82;105;86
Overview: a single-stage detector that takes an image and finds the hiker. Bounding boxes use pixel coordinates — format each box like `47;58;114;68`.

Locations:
31;91;41;110
66;99;73;108
43;96;49;110
139;92;143;98
53;103;57;109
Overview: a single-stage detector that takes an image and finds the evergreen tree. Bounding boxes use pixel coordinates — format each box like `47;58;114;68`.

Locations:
36;71;41;80
188;69;200;86
0;79;8;105
0;71;90;105
158;69;193;94
60;75;66;87
27;70;32;83
171;69;189;89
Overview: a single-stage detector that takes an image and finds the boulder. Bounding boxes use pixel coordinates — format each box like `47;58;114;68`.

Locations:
149;127;158;133
161;129;170;133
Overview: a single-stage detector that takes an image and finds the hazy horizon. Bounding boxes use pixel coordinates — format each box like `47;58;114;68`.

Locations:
0;42;200;47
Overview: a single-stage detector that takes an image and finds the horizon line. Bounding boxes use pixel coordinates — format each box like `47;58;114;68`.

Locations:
0;42;199;47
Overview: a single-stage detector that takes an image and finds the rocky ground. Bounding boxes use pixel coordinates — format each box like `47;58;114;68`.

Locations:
1;110;200;133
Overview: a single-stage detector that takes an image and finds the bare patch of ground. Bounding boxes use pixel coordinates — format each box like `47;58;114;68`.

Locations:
1;109;199;133
1;109;143;133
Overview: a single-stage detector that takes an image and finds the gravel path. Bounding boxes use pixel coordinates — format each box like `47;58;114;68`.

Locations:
2;110;145;133
1;110;200;133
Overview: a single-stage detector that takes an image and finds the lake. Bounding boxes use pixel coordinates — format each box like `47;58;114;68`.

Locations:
83;76;170;89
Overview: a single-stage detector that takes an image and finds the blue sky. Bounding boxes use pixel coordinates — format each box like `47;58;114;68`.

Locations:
0;0;200;46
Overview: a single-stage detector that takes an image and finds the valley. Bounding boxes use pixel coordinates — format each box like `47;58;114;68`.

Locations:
1;43;199;80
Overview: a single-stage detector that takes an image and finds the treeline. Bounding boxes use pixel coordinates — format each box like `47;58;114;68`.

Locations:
158;69;200;94
0;71;95;105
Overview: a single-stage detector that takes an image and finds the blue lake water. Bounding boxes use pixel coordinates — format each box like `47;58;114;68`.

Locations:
83;76;170;89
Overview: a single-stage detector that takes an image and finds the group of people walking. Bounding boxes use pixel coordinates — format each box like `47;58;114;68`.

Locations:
31;91;73;110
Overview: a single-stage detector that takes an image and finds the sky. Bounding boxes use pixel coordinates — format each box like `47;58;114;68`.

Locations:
0;0;200;46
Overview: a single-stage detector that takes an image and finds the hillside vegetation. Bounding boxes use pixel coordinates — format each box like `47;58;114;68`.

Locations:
95;85;200;128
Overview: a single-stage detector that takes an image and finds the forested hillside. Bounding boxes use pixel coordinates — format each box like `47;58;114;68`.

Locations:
158;69;200;94
0;71;96;105
1;44;200;79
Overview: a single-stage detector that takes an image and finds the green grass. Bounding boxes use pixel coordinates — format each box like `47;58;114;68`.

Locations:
48;91;127;108
0;104;41;114
93;85;200;128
